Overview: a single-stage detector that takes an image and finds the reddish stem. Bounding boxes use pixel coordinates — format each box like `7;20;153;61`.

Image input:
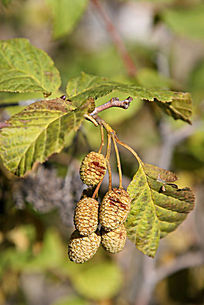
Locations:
90;96;133;117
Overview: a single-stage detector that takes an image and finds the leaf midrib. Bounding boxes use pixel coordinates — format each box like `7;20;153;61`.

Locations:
139;160;161;236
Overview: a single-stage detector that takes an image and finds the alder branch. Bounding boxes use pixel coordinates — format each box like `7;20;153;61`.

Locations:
91;0;137;77
89;96;133;117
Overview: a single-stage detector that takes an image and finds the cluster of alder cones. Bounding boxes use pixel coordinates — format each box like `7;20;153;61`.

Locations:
68;151;131;264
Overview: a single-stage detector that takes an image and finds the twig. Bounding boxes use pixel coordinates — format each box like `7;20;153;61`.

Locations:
92;178;104;199
84;114;99;126
89;96;133;117
91;0;137;77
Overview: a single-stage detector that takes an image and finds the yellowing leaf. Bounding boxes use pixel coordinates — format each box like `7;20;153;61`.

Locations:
0;98;91;176
66;73;193;124
126;161;195;257
0;39;61;95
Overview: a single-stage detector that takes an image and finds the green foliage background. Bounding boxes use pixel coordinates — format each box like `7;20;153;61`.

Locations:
0;0;204;305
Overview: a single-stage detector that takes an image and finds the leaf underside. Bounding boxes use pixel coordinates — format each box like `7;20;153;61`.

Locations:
126;161;195;258
66;72;192;124
0;98;90;176
0;38;61;95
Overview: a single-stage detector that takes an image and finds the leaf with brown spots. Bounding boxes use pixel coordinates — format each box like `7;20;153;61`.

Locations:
0;98;91;176
0;38;61;95
126;160;195;258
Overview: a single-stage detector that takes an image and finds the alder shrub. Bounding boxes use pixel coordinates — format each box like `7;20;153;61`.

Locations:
0;38;195;261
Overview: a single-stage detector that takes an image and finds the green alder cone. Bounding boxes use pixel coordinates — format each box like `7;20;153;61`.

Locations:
101;224;127;254
80;152;107;187
74;197;99;236
100;188;131;231
68;230;101;264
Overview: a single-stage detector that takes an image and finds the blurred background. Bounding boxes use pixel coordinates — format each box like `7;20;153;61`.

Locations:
0;0;204;304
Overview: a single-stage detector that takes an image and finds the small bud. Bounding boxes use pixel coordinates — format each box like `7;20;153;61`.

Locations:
68;230;101;264
100;188;131;231
101;224;127;254
80;152;107;186
74;197;99;236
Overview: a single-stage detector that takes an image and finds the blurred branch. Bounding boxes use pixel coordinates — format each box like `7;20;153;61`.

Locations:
91;0;137;77
135;251;204;305
158;119;203;170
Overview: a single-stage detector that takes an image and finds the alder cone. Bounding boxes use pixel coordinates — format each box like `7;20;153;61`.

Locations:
74;197;99;236
100;188;131;231
80;152;107;186
68;230;101;264
101;224;127;254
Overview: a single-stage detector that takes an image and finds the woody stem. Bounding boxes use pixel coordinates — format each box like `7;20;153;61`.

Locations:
89;96;133;117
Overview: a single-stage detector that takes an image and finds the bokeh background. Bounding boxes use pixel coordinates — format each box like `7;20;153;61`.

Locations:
0;0;204;304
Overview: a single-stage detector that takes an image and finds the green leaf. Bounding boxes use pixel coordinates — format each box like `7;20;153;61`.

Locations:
46;0;88;39
163;4;204;41
0;38;61;95
1;0;12;6
24;229;64;272
70;261;122;300
0;228;64;274
136;68;173;89
52;296;90;305
187;127;204;162
188;60;204;103
0;97;91;176
126;160;195;257
66;72;193;124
